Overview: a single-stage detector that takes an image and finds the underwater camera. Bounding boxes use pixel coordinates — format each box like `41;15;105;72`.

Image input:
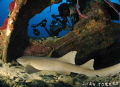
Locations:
49;14;63;36
31;14;72;37
50;14;72;36
49;20;62;36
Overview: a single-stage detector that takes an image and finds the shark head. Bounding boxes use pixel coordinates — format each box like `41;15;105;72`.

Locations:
17;57;30;67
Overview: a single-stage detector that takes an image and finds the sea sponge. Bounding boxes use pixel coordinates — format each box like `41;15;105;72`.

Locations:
9;0;16;12
0;18;8;30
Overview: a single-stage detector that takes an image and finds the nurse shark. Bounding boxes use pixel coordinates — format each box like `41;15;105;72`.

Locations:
17;51;120;77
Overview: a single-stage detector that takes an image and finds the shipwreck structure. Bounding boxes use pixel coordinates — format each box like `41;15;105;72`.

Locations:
0;0;120;69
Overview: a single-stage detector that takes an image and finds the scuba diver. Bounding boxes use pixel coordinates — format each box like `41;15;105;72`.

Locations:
31;0;90;37
58;2;79;26
58;0;94;25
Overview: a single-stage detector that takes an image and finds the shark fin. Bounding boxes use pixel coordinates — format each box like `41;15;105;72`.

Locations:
58;51;77;64
25;65;40;74
80;59;94;70
47;48;54;57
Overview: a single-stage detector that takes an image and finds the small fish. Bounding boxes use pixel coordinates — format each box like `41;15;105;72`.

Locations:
17;51;120;77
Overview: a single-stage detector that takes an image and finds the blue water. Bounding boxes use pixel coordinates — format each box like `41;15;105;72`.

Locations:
0;0;13;26
0;0;120;37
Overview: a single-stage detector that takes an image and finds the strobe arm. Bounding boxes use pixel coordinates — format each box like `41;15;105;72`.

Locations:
31;18;47;28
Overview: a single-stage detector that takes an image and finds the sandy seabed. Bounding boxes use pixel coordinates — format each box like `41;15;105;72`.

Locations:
0;59;119;87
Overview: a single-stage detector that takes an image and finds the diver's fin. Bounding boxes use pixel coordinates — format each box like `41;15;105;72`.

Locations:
58;51;77;64
80;59;94;70
25;65;40;74
58;71;71;75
